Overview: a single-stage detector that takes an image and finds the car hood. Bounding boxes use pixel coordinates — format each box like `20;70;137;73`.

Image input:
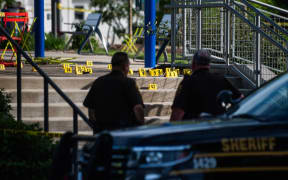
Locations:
110;118;262;146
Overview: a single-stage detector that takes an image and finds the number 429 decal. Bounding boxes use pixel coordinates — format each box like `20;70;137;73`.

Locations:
193;157;217;169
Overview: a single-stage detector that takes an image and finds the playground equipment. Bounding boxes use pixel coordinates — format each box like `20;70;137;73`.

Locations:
0;12;29;66
169;0;288;87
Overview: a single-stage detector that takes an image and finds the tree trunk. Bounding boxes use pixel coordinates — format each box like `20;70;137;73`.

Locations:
129;0;133;38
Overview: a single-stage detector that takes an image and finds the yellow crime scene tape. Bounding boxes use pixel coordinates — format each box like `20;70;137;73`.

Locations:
57;3;94;13
0;129;63;138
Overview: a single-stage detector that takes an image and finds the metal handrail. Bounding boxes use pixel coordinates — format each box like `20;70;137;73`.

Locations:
226;4;288;54
247;0;288;15
0;25;94;134
238;0;288;37
232;1;288;44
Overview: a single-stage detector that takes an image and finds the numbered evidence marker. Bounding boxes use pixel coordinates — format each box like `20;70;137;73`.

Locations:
81;66;87;72
138;68;147;77
175;69;180;75
86;67;93;74
166;70;178;78
150;69;164;77
64;66;73;73
183;69;192;76
148;84;158;90
165;68;171;74
0;64;5;70
108;64;112;70
149;69;159;77
82;66;93;74
75;65;93;74
62;63;71;69
86;60;93;66
32;66;37;72
128;69;133;75
157;69;164;76
62;63;72;73
75;65;83;75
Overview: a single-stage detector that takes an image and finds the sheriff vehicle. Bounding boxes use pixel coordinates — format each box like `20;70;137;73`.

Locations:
55;72;288;180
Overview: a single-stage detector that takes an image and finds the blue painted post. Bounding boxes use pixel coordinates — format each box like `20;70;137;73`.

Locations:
144;0;156;68
34;0;45;57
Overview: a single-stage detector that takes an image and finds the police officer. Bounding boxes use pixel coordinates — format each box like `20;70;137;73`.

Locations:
83;52;144;133
170;49;243;121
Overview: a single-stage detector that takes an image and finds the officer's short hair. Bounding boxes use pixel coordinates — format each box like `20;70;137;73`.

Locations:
193;49;211;65
111;52;129;67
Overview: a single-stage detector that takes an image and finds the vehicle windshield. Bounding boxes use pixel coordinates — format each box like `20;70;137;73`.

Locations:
227;73;288;121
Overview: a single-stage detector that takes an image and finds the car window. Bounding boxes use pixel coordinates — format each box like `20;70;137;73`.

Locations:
228;73;288;121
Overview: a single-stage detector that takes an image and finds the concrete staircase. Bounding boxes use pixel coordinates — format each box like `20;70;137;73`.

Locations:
0;64;253;134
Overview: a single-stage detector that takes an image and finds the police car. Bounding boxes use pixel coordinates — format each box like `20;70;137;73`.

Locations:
76;72;288;179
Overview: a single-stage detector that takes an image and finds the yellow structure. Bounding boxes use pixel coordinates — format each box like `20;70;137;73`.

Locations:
139;68;147;77
148;84;158;90
86;60;93;66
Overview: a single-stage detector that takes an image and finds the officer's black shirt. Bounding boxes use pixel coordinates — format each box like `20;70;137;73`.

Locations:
83;70;144;130
172;69;241;119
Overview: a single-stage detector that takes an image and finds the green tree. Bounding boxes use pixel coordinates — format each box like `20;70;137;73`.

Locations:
260;0;288;10
90;0;141;44
0;0;15;8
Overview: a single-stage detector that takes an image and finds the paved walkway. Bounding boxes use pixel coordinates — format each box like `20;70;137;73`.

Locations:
0;51;146;77
45;51;146;70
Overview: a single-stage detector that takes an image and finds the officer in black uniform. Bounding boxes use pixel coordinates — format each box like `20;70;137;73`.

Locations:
83;52;144;133
170;49;243;121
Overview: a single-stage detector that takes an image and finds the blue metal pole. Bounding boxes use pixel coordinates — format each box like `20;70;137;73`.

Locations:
34;0;45;57
144;0;156;68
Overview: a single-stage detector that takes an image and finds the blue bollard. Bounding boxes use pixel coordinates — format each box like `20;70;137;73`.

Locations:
144;0;156;68
34;0;45;57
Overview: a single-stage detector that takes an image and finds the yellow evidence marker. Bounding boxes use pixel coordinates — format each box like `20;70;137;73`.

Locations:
86;67;93;74
156;69;164;76
166;71;178;78
81;65;87;72
149;69;159;77
75;65;83;75
64;67;73;73
128;69;134;75
32;66;37;72
148;84;158;90
86;60;93;66
139;68;147;77
108;64;112;70
62;63;71;69
183;69;192;75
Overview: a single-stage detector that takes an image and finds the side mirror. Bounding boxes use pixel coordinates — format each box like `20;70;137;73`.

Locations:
217;90;234;111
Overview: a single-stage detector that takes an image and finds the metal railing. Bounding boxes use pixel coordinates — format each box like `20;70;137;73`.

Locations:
0;25;94;135
169;0;288;87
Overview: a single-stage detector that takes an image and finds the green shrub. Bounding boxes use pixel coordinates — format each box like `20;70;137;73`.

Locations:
0;89;57;180
45;33;66;50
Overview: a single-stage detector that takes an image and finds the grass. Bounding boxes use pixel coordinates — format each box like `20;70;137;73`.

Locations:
92;46;189;65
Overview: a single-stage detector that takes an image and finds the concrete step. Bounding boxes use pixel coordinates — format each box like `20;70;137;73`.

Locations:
7;89;177;103
0;74;247;90
10;102;172;118
0;76;183;90
22;116;170;132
